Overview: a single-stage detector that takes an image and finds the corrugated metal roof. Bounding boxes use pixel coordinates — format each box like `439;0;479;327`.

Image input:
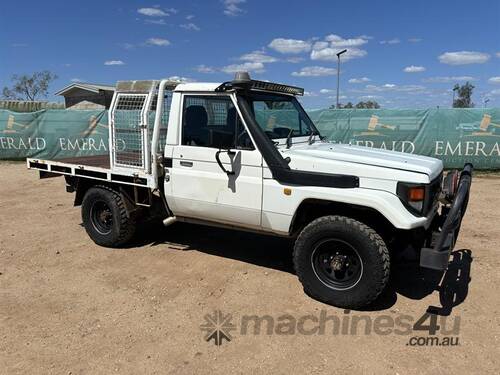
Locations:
55;83;115;96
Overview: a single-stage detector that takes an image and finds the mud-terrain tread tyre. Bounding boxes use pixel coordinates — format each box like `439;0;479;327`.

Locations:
293;215;390;309
81;185;136;247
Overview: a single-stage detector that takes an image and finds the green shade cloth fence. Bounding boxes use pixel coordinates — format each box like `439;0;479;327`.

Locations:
1;108;499;169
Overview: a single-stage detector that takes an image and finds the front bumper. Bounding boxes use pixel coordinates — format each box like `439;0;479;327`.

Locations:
420;164;473;271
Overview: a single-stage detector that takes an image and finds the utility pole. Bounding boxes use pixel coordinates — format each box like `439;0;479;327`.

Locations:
336;49;347;109
452;84;459;107
484;98;490;108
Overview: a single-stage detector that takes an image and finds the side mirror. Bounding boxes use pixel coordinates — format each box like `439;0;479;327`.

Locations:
215;149;236;175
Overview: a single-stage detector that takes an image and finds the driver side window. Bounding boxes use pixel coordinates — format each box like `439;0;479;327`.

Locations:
182;95;254;150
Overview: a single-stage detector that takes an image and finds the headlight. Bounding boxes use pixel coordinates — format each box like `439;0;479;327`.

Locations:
397;183;426;215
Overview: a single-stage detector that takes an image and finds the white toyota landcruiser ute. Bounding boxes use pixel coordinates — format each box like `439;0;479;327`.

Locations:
28;72;472;308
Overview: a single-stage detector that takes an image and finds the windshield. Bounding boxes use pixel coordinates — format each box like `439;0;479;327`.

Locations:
244;92;320;140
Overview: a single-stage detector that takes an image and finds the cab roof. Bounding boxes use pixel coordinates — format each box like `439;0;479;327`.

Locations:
174;82;220;92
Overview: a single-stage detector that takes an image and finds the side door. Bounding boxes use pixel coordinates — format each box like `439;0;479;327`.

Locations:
167;94;263;229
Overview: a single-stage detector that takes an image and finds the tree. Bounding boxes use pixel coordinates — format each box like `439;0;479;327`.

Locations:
2;71;58;101
330;101;380;109
355;100;380;109
453;82;474;108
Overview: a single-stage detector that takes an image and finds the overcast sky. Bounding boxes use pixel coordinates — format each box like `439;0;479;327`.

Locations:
1;0;499;108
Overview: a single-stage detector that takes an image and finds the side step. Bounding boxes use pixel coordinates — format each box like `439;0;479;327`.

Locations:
163;216;177;227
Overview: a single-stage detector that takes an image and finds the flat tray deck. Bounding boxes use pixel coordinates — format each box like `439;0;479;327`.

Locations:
54;155;110;169
28;154;153;187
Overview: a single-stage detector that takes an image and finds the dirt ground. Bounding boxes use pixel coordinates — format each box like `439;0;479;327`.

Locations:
1;161;499;374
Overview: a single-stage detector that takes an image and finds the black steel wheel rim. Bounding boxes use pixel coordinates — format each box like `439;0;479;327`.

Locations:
90;200;113;235
311;238;363;290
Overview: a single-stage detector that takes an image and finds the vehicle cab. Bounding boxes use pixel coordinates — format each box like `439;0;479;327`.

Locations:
164;74;445;236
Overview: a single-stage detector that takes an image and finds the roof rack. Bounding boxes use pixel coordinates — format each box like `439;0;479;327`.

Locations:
215;72;304;96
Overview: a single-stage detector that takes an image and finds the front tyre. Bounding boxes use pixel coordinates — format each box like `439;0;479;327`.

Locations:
293;215;390;309
81;186;136;247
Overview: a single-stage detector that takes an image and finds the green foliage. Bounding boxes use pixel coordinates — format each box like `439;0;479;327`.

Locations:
2;71;58;101
331;101;380;109
355;100;380;109
453;82;474;108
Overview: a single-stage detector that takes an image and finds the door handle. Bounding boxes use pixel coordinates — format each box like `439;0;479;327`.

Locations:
180;161;193;167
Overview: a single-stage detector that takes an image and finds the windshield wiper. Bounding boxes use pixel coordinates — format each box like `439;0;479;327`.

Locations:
308;129;320;145
286;128;294;149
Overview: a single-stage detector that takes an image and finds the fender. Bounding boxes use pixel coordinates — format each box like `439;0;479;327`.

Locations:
261;180;430;233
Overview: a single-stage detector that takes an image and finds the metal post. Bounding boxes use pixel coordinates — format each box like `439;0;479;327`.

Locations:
452;84;459;108
336;49;347;109
151;80;169;189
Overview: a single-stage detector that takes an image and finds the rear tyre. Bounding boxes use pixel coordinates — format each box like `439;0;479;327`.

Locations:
81;186;136;247
293;215;390;309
